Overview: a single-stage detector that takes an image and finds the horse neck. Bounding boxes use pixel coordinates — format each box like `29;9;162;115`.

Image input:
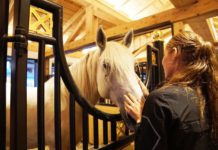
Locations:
69;51;100;105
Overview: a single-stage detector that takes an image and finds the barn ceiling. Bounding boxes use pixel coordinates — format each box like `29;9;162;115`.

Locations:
7;0;218;59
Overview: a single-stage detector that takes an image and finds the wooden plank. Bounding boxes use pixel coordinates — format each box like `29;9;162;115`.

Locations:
170;0;198;8
63;8;85;33
46;0;218;56
85;6;94;38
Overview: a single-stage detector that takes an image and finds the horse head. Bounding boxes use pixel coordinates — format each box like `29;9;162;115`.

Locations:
96;27;144;131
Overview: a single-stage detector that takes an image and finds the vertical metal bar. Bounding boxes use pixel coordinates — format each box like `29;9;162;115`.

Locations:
111;121;117;141
37;40;45;150
70;94;76;150
51;3;63;150
153;40;164;83
0;0;9;149
103;120;108;144
145;45;152;90
93;117;99;148
54;54;61;150
82;110;89;150
10;0;30;149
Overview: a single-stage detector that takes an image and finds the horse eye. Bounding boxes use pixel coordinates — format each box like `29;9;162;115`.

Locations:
103;63;107;69
103;62;111;75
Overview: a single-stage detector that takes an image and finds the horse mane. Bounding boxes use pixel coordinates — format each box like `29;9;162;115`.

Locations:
69;49;101;104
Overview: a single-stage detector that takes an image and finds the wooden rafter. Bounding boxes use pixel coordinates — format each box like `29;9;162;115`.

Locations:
170;0;198;8
52;0;218;57
85;6;94;38
63;8;85;33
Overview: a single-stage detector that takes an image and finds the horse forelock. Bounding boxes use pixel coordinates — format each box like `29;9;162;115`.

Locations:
101;42;135;78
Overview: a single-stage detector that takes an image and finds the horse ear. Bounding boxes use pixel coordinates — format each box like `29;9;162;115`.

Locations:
123;30;133;48
96;26;107;51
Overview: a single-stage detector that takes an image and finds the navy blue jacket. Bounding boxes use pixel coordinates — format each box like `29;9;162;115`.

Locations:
135;85;216;150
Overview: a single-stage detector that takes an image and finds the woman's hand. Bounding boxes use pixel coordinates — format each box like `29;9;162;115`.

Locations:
124;77;149;123
124;93;142;123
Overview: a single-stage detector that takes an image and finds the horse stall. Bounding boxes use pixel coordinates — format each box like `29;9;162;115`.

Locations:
0;0;166;150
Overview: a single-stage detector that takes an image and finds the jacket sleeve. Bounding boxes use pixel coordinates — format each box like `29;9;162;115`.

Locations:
135;91;174;150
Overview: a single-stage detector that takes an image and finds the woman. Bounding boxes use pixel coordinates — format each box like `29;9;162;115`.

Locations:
124;31;218;150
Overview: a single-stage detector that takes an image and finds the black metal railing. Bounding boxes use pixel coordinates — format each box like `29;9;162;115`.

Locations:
0;0;165;149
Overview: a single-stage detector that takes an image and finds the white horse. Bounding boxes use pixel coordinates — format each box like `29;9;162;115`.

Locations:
6;27;143;149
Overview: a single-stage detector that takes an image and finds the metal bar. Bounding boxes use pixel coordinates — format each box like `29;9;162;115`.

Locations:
145;45;152;90
0;0;9;149
70;94;76;150
82;110;89;150
10;0;30;149
111;121;117;141
153;40;164;83
31;0;61;12
54;54;61;150
28;33;56;44
2;34;26;43
93;117;99;148
103;120;108;144
37;40;45;150
153;49;159;87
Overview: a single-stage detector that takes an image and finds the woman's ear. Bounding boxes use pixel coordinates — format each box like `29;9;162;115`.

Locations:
171;47;180;60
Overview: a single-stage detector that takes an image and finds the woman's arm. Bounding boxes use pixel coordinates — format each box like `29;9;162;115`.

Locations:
135;91;172;150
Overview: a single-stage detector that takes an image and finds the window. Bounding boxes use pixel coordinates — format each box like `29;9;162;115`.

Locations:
6;57;38;87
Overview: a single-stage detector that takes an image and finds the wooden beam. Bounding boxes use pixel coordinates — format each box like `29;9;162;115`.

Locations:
85;6;94;38
66;15;85;43
46;0;218;57
170;0;198;8
63;8;85;33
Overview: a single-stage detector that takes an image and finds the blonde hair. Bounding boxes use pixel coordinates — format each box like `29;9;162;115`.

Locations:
165;31;218;141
